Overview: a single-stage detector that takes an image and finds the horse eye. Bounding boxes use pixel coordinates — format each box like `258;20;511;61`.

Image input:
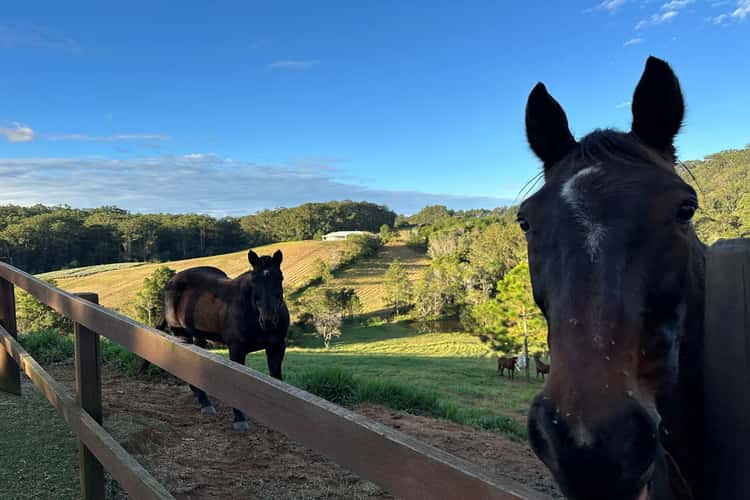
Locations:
517;217;531;233
676;202;697;223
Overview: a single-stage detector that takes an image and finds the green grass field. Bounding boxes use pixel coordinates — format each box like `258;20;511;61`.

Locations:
235;321;542;432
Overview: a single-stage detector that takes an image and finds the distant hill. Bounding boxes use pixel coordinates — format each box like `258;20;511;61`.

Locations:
302;237;429;314
680;145;750;243
51;235;429;318
51;240;347;313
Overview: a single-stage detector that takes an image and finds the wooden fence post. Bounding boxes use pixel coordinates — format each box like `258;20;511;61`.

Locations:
704;239;750;500
0;277;20;395
74;292;105;500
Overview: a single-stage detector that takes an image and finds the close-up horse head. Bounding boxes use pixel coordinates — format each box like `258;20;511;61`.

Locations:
247;249;285;330
521;57;705;500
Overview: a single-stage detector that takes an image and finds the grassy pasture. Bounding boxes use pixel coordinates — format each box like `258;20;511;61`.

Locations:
51;240;347;312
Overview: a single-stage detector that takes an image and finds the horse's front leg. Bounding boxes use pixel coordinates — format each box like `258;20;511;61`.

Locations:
265;342;286;380
228;343;249;431
182;330;216;415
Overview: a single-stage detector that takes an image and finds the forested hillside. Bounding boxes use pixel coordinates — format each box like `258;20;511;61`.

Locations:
680;145;750;243
0;201;395;274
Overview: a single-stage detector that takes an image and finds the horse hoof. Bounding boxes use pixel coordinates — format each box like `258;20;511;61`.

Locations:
233;420;250;432
200;406;217;415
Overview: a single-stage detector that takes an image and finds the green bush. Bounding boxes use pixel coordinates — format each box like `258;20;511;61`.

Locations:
294;366;527;440
294;367;357;405
101;340;162;377
18;330;74;363
15;279;73;335
16;330;161;377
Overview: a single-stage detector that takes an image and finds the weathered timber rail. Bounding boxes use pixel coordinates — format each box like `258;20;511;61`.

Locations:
0;261;550;500
704;239;750;500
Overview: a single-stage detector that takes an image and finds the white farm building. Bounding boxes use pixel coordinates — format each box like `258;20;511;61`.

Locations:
322;230;377;241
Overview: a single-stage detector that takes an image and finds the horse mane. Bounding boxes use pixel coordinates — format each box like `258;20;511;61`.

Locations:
562;129;676;171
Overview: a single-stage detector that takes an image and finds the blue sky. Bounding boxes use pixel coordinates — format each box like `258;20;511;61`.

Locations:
0;1;748;215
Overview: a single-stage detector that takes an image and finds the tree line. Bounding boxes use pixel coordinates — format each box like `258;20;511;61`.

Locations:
0;201;395;274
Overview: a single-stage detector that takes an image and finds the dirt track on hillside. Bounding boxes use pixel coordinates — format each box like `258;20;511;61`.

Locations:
44;364;561;499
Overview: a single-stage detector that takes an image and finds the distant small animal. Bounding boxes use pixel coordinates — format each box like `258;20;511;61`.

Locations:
139;249;289;431
534;355;550;380
497;356;517;379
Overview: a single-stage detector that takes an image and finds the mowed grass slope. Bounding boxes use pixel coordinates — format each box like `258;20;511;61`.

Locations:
307;237;429;313
52;240;347;312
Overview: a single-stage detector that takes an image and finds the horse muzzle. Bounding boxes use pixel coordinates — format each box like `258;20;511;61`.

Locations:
258;312;279;330
528;393;660;500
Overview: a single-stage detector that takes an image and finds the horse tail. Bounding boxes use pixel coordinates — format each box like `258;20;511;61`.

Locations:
137;311;168;376
155;310;167;332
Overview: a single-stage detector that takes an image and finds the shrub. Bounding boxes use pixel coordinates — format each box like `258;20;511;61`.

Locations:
16;279;73;335
18;330;74;363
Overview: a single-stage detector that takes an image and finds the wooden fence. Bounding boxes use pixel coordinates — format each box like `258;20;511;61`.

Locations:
704;239;750;499
0;261;549;500
2;238;747;500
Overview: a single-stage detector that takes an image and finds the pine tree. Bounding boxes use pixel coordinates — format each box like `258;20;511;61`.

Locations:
383;260;412;316
472;262;547;358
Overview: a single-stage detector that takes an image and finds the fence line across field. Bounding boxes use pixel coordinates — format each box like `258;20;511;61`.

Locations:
0;261;549;500
1;237;746;500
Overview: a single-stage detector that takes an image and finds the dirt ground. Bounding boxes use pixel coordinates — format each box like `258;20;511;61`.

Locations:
44;363;562;499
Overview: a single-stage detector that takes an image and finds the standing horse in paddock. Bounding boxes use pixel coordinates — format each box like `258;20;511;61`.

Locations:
520;57;704;500
533;355;550;380
155;249;289;431
497;356;517;379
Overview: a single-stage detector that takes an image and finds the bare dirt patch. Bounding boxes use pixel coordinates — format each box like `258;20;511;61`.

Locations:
45;363;560;499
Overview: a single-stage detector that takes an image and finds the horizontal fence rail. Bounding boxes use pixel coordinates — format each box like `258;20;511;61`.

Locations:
0;262;549;500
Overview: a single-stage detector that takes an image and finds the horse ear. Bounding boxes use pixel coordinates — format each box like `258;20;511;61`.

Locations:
525;82;577;169
272;249;283;266
631;56;684;156
248;250;260;267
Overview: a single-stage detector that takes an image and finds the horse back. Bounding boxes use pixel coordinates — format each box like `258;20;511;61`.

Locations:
164;266;236;335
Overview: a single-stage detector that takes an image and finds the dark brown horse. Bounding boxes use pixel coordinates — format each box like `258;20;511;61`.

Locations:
520;57;704;500
533;355;550;380
497;356;517;379
152;249;289;431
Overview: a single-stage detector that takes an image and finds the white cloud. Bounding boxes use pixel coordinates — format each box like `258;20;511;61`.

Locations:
596;0;629;11
0;154;510;215
709;0;750;23
623;37;643;46
615;101;632;108
0;123;34;143
268;60;319;70
46;133;172;142
662;0;694;10
0;24;80;53
636;10;678;29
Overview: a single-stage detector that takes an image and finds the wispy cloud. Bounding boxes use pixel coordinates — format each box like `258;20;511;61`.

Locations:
268;60;319;70
46;133;172;142
0;154;510;215
0;24;80;53
623;37;643;46
709;0;750;23
595;0;630;11
636;10;679;29
615;101;632;109
662;0;694;10
0;123;34;143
